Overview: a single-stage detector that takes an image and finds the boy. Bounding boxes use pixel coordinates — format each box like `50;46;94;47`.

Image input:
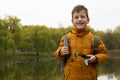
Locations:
53;4;108;80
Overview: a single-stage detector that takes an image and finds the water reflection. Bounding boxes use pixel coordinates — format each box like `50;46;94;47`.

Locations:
0;56;120;80
99;58;120;80
98;75;117;80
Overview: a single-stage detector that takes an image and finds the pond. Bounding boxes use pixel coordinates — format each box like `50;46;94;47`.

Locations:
0;55;120;80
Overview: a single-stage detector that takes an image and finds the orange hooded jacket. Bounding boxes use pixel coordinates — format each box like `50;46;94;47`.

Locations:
53;26;108;80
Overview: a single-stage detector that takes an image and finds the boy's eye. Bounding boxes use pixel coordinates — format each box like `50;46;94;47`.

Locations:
81;15;85;18
74;16;79;19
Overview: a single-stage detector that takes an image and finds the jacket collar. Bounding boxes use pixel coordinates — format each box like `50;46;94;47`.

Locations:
71;26;89;37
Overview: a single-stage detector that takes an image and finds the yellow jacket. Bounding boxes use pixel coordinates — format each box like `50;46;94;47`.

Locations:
53;26;108;80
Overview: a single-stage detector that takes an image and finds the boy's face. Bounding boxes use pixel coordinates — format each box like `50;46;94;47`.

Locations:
72;10;89;30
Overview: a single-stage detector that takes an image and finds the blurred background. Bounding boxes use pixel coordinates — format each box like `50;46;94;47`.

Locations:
0;0;120;80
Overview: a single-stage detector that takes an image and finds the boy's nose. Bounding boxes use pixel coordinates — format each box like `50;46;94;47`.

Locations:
78;17;82;20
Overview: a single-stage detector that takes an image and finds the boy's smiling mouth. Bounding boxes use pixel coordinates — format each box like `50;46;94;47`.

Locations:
76;22;85;26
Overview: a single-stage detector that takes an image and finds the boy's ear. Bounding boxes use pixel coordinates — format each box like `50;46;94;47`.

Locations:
87;18;90;24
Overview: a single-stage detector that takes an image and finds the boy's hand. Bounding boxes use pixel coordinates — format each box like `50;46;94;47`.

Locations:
60;46;69;56
87;55;97;63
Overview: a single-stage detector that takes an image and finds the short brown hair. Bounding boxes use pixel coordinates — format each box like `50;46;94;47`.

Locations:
72;5;89;18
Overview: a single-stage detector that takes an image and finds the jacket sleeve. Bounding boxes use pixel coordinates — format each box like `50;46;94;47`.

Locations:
95;38;108;66
53;37;65;61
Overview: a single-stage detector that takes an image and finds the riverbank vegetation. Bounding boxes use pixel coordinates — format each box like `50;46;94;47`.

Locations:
0;15;120;57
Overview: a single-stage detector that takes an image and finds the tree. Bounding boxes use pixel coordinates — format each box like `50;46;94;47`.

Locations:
102;29;120;50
